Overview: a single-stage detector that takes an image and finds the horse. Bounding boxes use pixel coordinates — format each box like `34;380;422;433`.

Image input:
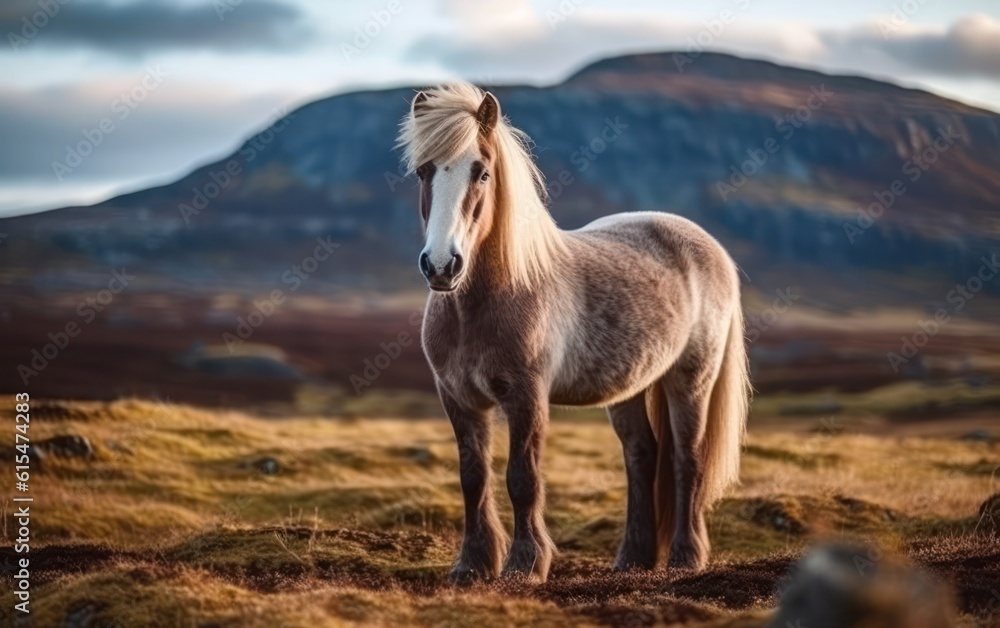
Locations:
397;83;750;583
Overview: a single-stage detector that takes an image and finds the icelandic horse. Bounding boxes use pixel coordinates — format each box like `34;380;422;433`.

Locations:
398;83;750;583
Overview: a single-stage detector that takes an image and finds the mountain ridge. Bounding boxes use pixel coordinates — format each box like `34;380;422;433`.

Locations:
2;50;999;313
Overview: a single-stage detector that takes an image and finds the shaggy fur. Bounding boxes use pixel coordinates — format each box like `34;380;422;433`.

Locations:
398;83;750;583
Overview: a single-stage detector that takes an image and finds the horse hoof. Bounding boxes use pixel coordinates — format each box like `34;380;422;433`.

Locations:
667;549;707;571
613;557;655;571
449;566;490;585
613;545;656;571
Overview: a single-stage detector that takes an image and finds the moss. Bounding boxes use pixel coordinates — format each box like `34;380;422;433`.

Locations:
744;445;841;469
0;395;995;626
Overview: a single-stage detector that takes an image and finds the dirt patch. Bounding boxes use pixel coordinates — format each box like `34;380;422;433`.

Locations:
7;530;999;625
908;534;1000;618
670;555;794;608
0;545;145;587
28;399;114;423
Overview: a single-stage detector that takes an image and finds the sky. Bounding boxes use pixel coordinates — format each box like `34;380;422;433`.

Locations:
1;0;998;217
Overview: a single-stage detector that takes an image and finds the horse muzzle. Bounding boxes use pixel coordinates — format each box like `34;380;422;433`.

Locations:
419;250;464;292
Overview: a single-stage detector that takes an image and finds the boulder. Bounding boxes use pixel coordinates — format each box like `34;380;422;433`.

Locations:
771;543;955;628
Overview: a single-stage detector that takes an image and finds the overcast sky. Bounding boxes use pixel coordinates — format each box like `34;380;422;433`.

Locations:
1;0;998;217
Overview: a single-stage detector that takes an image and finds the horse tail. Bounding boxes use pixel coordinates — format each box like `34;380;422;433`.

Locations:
647;378;675;558
701;300;751;506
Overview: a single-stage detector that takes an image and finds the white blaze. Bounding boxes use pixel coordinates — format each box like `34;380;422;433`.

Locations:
423;152;476;273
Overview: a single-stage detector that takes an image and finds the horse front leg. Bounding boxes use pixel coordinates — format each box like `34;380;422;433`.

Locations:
500;388;554;582
440;386;506;583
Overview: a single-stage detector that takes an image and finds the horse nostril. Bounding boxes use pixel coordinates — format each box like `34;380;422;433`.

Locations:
451;253;464;276
419;252;434;278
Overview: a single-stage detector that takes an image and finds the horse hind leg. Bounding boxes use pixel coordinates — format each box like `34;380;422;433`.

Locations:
663;362;716;570
665;305;750;570
607;392;658;570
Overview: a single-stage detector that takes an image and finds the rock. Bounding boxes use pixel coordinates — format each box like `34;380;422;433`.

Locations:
388;446;438;466
406;447;433;465
63;603;100;628
254;457;282;476
174;341;303;380
771;543;956;628
34;435;94;461
741;497;808;534
959;429;993;443
105;439;133;455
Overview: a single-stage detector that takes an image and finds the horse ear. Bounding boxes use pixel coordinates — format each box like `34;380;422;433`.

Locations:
411;91;428;115
476;92;500;136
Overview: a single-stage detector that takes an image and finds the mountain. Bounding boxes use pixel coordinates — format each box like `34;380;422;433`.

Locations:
2;51;1000;309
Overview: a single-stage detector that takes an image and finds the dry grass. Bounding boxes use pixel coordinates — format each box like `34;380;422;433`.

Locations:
0;395;997;626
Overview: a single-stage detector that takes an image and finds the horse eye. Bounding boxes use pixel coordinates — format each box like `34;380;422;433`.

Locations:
479;171;490;183
416;163;432;180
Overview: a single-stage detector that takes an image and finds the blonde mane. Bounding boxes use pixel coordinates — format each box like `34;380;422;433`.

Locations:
397;82;566;289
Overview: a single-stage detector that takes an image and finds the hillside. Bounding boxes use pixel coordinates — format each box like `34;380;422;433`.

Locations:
3;51;1000;406
1;51;999;309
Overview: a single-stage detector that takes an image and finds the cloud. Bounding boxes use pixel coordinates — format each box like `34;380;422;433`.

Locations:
821;14;1000;79
0;79;293;185
1;0;314;55
407;7;1000;84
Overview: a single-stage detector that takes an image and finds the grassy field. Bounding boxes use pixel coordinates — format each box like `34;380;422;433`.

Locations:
1;393;998;627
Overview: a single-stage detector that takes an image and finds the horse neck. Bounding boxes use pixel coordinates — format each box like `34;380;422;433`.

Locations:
461;226;509;300
460;212;564;304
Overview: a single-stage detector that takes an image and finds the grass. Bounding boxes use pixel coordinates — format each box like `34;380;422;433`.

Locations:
0;394;997;626
749;380;1000;419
